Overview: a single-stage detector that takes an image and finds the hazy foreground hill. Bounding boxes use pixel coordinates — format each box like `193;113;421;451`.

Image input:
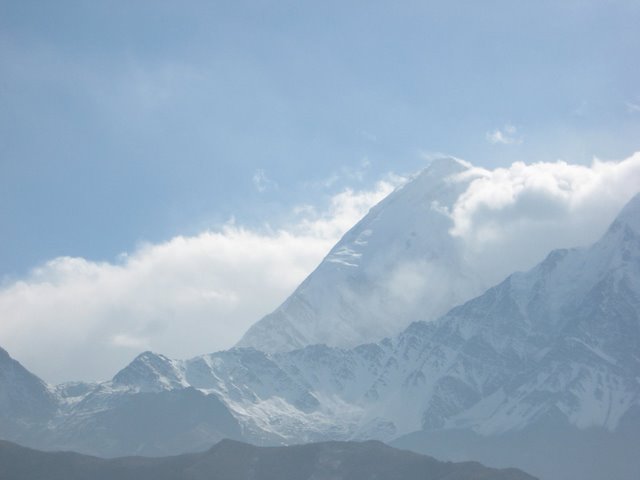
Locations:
0;438;536;480
0;347;57;447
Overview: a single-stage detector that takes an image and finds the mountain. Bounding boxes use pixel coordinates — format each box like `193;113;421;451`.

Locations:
1;188;638;478
0;438;537;480
415;191;640;435
0;347;243;457
386;193;640;479
99;193;638;455
237;157;487;352
0;347;58;447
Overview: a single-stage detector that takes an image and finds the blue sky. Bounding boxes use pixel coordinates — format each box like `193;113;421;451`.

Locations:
2;0;639;277
2;1;640;380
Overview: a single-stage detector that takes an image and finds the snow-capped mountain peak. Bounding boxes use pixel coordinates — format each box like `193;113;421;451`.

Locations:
237;157;485;353
112;350;188;392
0;183;638;480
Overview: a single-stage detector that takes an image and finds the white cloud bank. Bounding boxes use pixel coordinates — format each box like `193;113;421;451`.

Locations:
0;181;396;383
450;152;640;283
2;152;640;383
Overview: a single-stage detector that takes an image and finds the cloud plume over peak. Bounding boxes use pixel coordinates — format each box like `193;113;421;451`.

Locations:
449;153;640;280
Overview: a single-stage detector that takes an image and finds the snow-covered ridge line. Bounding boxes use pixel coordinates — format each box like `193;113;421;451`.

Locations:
26;191;637;449
1;171;639;463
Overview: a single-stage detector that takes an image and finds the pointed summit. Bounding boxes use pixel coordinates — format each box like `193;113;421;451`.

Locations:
423;155;471;175
237;157;484;353
112;350;186;391
0;345;57;427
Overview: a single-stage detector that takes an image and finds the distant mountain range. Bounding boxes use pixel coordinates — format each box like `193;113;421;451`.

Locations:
1;162;639;480
0;439;536;480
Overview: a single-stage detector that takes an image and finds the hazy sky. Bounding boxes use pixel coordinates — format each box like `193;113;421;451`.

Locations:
1;1;640;381
2;0;639;276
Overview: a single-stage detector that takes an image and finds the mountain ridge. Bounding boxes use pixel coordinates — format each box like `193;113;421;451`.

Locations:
1;178;639;480
0;438;537;480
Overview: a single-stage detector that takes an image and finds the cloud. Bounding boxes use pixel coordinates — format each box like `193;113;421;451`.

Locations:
0;39;205;124
0;180;397;383
449;152;640;282
626;101;640;113
360;130;378;143
309;157;373;189
486;124;523;145
572;100;589;117
252;169;277;193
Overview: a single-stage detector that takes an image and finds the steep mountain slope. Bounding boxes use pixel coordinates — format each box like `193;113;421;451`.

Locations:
0;347;58;446
423;192;640;434
386;195;640;479
238;157;487;352
0;438;537;480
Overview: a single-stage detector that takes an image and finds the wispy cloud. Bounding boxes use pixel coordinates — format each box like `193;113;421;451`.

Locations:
486;124;523;145
252;169;277;193
0;40;204;119
626;101;640;113
571;100;589;117
309;157;373;189
360;130;378;143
